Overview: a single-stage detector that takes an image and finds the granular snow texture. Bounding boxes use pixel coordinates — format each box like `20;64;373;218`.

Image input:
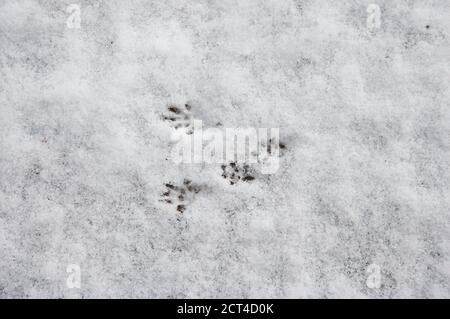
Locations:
0;0;449;298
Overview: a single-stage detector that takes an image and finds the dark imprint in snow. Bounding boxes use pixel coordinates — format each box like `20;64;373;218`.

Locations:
160;179;201;213
161;103;193;134
221;162;256;185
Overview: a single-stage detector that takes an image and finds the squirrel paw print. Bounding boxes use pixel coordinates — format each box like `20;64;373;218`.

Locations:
161;103;193;135
221;162;256;185
160;179;201;213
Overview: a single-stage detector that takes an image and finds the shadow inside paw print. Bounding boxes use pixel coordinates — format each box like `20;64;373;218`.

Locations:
161;103;193;134
221;162;255;185
160;179;200;213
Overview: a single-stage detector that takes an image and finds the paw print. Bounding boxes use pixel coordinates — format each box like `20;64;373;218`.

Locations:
161;103;193;134
258;139;287;170
221;162;255;185
160;179;201;213
265;139;287;157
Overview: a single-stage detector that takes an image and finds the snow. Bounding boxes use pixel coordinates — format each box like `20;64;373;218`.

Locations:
0;0;449;298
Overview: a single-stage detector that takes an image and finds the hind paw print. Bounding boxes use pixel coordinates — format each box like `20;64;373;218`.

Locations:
258;139;287;169
161;103;193;134
268;139;286;156
221;162;256;185
160;179;201;213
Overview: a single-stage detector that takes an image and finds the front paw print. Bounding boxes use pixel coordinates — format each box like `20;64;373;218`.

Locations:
161;103;193;134
160;179;201;213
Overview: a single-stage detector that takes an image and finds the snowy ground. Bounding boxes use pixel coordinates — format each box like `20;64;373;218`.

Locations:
0;0;449;298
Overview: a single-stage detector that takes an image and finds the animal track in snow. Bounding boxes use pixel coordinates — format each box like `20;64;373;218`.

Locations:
219;141;287;184
161;103;193;134
268;139;286;156
221;162;256;185
160;179;201;213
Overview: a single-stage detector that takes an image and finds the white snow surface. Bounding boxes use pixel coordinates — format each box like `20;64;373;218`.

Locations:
0;0;449;298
